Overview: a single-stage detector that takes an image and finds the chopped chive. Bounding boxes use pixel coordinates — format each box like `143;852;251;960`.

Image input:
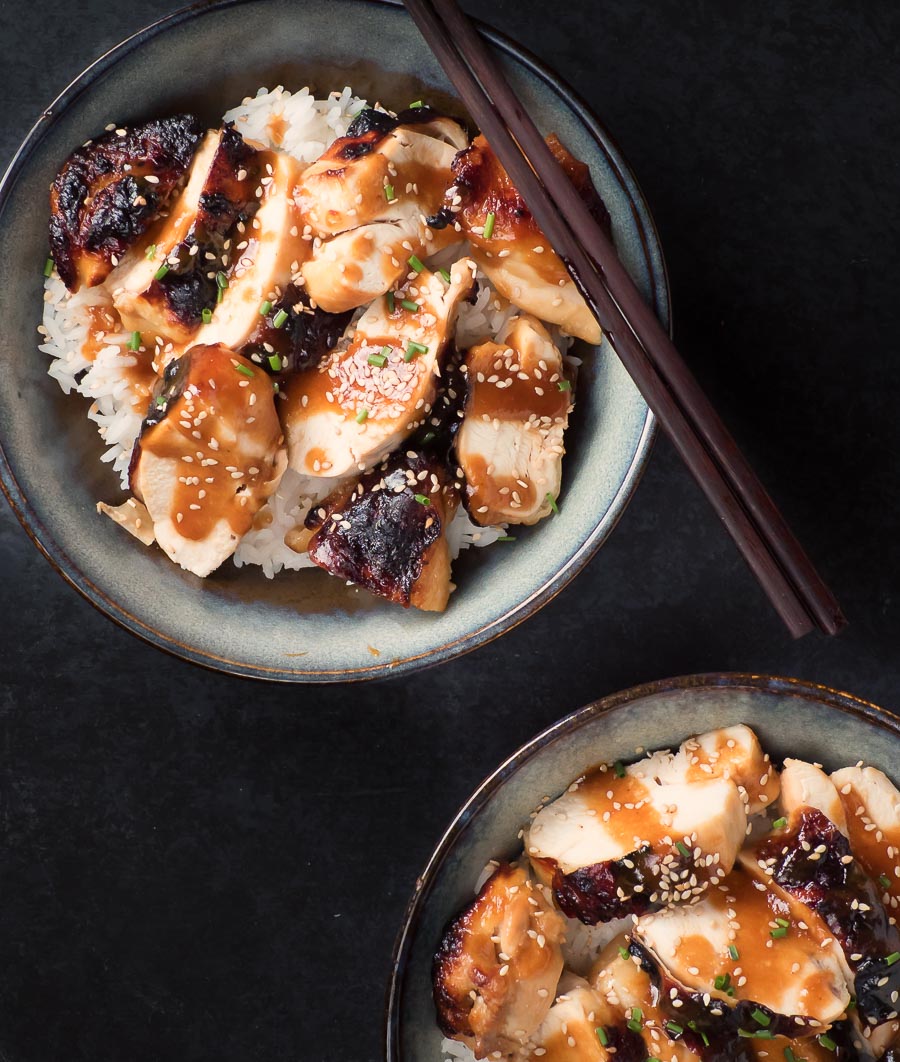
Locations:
483;211;496;239
887;952;900;966
43;256;55;277
618;945;630;960
154;395;166;408
676;840;691;859
386;291;395;313
714;974;731;991
201;307;213;324
627;1007;643;1032
665;1022;683;1037
613;760;626;778
784;1048;798;1062
772;816;788;829
880;874;892;890
687;1022;710;1047
145;244;156;260
817;1033;837;1051
497;535;516;542
259;299;272;316
595;1027;609;1047
267;354;282;372
409;99;424;109
414;493;430;505
127;331;141;351
404;341;428;362
546;492;559;514
775;917;790;928
557;378;572;391
400;298;420;312
847;997;857;1010
752;1009;771;1027
384;183;396;202
234;363;254;378
356;408;369;424
729;944;740;961
439;268;452;283
217;286;224;303
408;254;424;273
216;270;228;289
154;263;169;280
368;351;388;367
770;926;788;939
272;309;288;329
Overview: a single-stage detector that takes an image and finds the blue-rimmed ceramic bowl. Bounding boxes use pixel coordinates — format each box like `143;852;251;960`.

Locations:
385;673;900;1058
0;0;667;681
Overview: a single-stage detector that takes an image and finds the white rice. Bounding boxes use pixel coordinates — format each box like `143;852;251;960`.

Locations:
39;84;535;578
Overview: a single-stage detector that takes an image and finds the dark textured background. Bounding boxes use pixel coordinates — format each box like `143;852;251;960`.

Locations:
1;2;899;1060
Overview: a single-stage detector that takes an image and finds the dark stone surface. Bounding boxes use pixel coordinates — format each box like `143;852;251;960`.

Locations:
1;1;899;1059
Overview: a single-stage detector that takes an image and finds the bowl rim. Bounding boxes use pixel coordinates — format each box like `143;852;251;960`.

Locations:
383;671;900;1059
0;0;667;683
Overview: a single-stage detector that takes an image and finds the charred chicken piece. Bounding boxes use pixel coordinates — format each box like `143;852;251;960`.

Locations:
127;343;285;576
831;765;900;913
451;133;609;344
527;976;635;1062
779;759;849;834
282;258;475;480
113;125;261;342
49;114;203;292
433;863;565;1059
299;448;459;611
456;314;573;526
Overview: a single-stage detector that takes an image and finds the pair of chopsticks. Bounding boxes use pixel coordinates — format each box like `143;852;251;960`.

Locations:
403;0;846;639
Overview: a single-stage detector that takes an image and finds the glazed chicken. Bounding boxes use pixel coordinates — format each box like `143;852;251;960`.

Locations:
50;114;203;292
832;765;900;911
526;977;627;1062
298;447;459;611
112;124;261;343
456;314;573;526
433;864;566;1059
127;343;285;577
282;258;475;480
450;133;609;344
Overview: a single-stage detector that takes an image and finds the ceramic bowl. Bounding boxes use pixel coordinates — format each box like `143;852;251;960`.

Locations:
385;672;900;1058
0;0;667;681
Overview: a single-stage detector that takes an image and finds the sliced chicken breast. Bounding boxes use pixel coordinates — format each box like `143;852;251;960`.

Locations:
112;125;261;342
50;114;203;291
300;448;459;611
450;133;609;344
634;863;851;1031
780;759;849;835
526;977;627;1061
128;343;285;576
456;314;573;526
282;258;475;480
832;766;900;911
525;760;747;924
433;863;565;1060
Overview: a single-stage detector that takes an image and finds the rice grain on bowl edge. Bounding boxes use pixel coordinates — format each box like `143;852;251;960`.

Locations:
37;85;588;581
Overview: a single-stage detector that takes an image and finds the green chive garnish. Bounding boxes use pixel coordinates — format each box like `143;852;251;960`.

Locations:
127;331;141;351
439;268;452;283
483;211;496;239
234;363;254;378
497;535;516;542
404;341;428;362
618;946;630;960
384;184;396;202
272;309;288;329
368;349;389;367
613;761;626;778
775;917;790;928
557;379;572;391
217;286;224;303
259;299;272;316
676;841;691;859
409;99;424;109
386;291;395;313
880;875;892;890
817;1033;837;1051
729;945;740;961
414;493;430;505
714;974;731;991
546;492;559;514
887;952;900;966
784;1048;798;1062
595;1027;609;1047
154;395;166;408
43;256;54;277
687;1022;710;1047
216;271;228;289
145;244;156;260
201;307;213;324
268;354;282;372
665;1022;683;1036
772;816;788;829
400;298;420;312
154;263;169;280
770;926;787;940
627;1007;643;1032
408;254;424;273
356;409;369;424
752;1009;771;1027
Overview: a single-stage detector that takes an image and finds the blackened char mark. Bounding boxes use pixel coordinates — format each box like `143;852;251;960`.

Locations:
49;114;203;291
127;353;192;491
333;105;466;162
603;1025;648;1062
757;808;900;1026
304;451;449;606
551;846;661;925
244;285;352;375
410;352;467;460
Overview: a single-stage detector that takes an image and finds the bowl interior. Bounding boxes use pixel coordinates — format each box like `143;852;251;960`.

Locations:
0;0;666;680
387;675;900;1059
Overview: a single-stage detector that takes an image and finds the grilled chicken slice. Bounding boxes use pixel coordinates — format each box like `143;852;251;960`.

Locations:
192;151;310;353
432;863;565;1059
525;758;747;924
779;760;850;835
633;862;851;1032
747;807;900;1029
282;258;475;480
633;724;780;816
112;125;261;343
456;314;573;526
128;343;285;576
832;766;900;912
49;115;203;292
450;133;609;344
300;448;459;611
526;976;631;1061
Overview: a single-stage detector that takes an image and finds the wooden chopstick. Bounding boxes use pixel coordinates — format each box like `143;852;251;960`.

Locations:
403;0;846;638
